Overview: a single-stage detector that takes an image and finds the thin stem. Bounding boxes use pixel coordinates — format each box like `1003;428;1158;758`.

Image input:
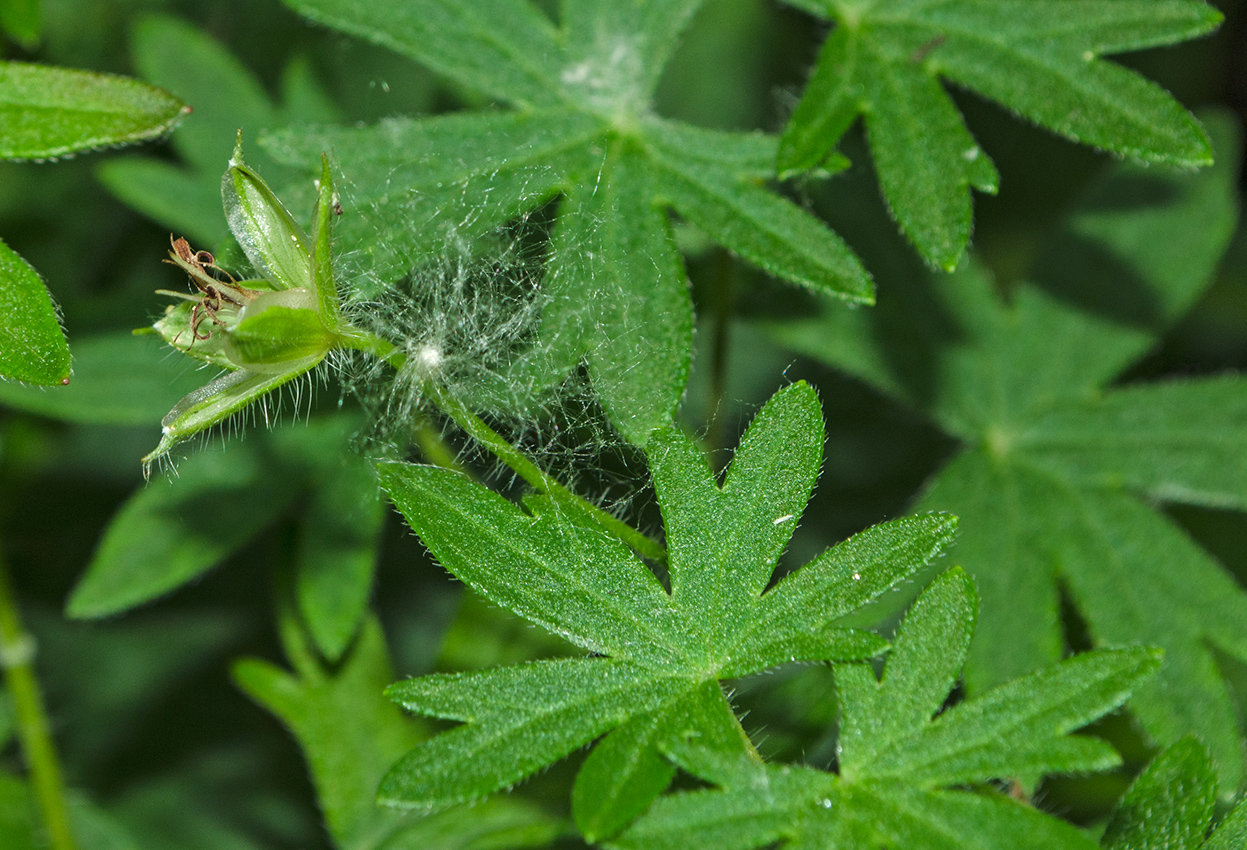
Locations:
0;549;76;850
432;386;668;563
342;331;667;564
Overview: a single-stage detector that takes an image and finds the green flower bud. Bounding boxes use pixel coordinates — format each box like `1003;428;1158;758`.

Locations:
144;136;347;472
222;130;313;292
222;289;335;373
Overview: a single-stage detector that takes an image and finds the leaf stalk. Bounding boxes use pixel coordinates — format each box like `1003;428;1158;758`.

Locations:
343;331;667;564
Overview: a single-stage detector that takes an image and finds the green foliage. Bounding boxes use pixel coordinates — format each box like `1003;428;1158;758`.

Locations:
294;446;384;661
264;0;873;443
1102;737;1247;850
97;14;338;250
67;415;382;662
0;0;41;49
0;333;204;422
776;113;1247;791
0;58;185;387
1;0;1244;847
611;568;1157;850
778;0;1220;269
0;776;151;850
0;772;38;850
0;236;69;385
66;438;301;619
234;603;562;850
378;382;957;836
0;60;186;160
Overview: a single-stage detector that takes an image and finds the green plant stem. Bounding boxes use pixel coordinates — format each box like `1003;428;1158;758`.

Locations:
343;331;667;564
0;549;76;850
431;386;668;563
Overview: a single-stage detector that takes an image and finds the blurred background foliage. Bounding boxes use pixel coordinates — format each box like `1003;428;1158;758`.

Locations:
0;0;1245;846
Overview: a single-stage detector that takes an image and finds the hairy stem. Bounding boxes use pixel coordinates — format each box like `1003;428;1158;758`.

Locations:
0;549;76;850
343;331;668;564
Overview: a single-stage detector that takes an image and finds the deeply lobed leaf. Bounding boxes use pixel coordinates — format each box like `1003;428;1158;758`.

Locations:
271;0;874;443
778;0;1220;269
377;382;955;831
613;568;1152;850
235;608;561;849
772;112;1247;792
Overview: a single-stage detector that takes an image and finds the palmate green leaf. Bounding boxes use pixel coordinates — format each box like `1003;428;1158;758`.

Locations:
0;60;186;160
269;0;873;442
612;569;1153;850
571;684;752;840
542;141;692;442
0;236;70;385
778;0;1220;269
836;570;1145;787
378;382;956;836
772;114;1247;792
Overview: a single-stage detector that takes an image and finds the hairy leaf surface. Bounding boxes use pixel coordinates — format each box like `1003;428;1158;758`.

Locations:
779;0;1220;269
0;59;186;160
774;113;1247;791
269;0;873;442
612;569;1155;850
0;237;70;385
379;382;956;836
1102;737;1246;850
